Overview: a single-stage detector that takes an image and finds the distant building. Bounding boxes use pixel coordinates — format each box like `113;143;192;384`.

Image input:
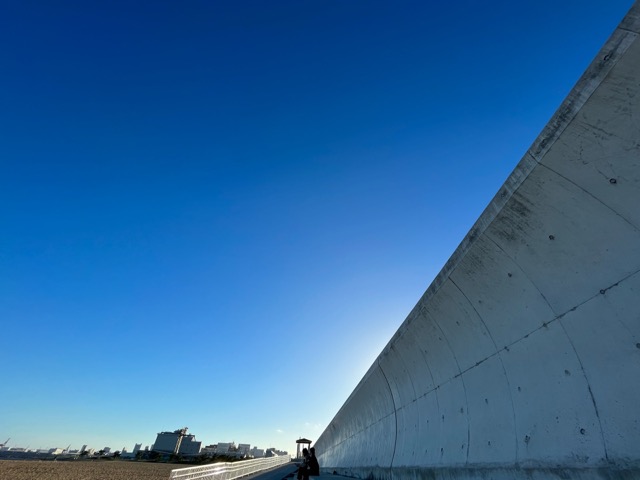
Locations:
216;442;235;455
153;427;201;456
250;447;265;458
201;444;217;455
265;447;288;457
178;434;201;456
153;429;185;454
238;444;250;456
120;443;144;459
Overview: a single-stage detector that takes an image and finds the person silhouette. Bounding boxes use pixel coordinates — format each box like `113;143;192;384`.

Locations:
308;447;319;476
297;448;310;480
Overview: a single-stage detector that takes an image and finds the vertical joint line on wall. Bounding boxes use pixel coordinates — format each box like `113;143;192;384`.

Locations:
378;359;398;469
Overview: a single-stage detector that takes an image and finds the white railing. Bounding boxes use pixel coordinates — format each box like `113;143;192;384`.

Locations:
169;455;292;480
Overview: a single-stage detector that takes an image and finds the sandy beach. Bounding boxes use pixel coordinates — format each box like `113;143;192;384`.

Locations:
0;459;177;480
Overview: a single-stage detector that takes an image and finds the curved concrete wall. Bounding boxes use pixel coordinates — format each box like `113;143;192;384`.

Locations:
315;4;640;479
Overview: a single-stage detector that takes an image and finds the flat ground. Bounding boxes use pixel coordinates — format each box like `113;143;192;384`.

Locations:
0;459;177;480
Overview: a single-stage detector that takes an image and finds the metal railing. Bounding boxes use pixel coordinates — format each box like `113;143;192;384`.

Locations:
169;455;292;480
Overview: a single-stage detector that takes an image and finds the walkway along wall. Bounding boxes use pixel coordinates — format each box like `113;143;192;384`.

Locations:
314;4;640;479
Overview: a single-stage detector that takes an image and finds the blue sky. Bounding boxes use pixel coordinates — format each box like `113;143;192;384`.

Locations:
0;0;634;453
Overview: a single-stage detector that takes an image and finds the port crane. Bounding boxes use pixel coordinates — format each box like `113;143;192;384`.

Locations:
0;438;9;448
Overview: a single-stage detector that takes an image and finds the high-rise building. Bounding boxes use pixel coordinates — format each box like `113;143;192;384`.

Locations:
153;429;183;454
153;428;201;456
178;435;201;455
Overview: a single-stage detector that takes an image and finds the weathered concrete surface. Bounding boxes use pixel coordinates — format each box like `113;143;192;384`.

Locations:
314;3;640;479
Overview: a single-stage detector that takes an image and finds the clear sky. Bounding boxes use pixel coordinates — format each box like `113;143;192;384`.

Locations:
0;0;634;454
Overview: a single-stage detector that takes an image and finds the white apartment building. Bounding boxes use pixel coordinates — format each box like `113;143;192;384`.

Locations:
250;447;265;458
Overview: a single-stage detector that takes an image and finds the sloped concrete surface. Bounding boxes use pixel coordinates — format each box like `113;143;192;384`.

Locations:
314;3;640;479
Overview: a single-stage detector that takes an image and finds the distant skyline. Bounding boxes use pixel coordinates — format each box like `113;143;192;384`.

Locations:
0;0;635;453
0;432;281;456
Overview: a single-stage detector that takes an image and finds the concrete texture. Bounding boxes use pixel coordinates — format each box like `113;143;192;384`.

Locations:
314;3;640;479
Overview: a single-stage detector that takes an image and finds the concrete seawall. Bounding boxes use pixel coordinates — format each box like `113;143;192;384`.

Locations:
314;3;640;479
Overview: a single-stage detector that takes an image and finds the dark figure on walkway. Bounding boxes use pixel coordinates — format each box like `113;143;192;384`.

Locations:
297;448;310;480
308;447;320;476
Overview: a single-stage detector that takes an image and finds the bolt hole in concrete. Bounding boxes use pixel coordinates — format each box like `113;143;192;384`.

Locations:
580;428;586;435
636;343;640;349
610;178;617;184
565;369;571;376
549;234;555;240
